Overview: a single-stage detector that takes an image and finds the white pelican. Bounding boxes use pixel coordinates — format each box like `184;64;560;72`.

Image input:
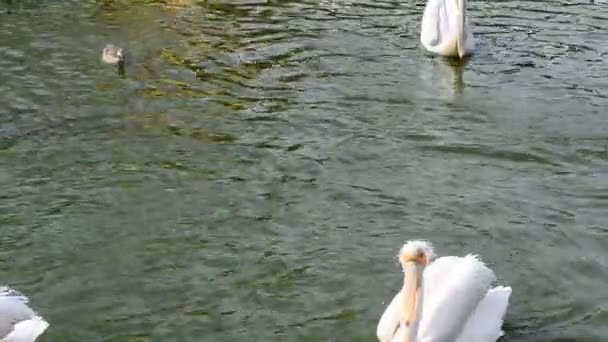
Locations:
420;0;475;58
0;287;48;342
377;241;511;342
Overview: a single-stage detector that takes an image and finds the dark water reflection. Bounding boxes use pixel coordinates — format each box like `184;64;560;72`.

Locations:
1;0;607;341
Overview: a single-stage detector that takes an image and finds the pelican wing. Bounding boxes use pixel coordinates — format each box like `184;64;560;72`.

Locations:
455;286;512;342
0;288;35;339
0;287;48;342
420;0;475;56
420;0;444;48
417;255;496;342
376;287;402;342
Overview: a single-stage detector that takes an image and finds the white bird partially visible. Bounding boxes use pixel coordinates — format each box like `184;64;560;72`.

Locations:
0;287;48;342
377;241;511;342
420;0;475;59
102;44;125;65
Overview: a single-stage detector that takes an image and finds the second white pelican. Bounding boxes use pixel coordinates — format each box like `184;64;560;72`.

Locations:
420;0;475;58
0;286;49;342
377;241;511;342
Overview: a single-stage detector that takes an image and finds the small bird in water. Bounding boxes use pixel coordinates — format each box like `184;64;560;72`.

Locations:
0;286;49;342
102;44;125;75
102;44;124;65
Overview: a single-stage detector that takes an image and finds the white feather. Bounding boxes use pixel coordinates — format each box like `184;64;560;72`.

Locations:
455;286;512;342
399;241;436;262
0;287;48;342
418;255;496;341
376;289;402;342
420;0;475;57
377;243;511;342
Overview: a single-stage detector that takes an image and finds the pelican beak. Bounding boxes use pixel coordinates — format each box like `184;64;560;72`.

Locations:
400;254;424;327
457;43;465;59
456;0;466;59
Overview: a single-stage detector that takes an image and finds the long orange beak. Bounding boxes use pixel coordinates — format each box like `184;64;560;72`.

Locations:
402;263;417;327
456;0;466;59
400;253;426;327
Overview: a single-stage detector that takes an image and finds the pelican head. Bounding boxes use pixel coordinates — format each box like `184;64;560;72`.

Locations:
398;240;435;267
397;241;435;340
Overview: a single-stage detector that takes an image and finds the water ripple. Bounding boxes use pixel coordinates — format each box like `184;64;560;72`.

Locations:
1;0;608;341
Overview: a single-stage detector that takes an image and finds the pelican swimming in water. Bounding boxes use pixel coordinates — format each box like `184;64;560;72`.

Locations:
420;0;475;58
0;287;48;342
377;241;511;342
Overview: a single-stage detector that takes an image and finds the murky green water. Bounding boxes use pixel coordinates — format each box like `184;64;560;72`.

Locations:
1;0;607;340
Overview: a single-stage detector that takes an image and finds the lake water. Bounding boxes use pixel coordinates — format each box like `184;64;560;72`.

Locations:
1;0;607;340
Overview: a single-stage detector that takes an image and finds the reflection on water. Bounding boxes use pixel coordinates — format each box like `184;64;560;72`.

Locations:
445;58;466;94
420;57;467;96
1;0;608;341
